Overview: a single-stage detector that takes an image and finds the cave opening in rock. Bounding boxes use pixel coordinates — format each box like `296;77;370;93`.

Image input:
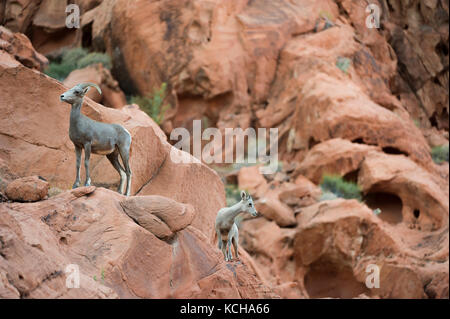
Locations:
429;112;438;127
308;137;319;149
352;137;364;144
413;209;420;219
435;40;449;57
343;169;359;184
382;146;408;156
82;22;93;48
364;192;403;224
304;259;369;299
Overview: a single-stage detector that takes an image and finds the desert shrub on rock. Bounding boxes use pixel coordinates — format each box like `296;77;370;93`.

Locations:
131;83;171;125
45;48;111;81
431;144;449;164
320;174;362;201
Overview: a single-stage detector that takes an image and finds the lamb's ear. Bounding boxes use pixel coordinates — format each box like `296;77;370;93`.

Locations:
240;190;247;200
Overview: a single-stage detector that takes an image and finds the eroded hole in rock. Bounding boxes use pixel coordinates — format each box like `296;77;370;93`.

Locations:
435;40;449;57
352;137;364;144
413;209;420;219
343;169;359;184
441;109;449;130
429;109;449;130
82;23;93;48
308;137;319;149
59;237;68;245
429;112;438;127
364;192;403;224
304;259;369;298
382;147;408;156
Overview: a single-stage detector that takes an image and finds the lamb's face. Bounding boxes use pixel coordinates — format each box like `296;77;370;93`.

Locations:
245;196;258;217
240;190;258;217
60;85;87;104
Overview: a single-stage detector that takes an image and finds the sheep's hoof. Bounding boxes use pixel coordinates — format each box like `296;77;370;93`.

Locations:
72;183;80;189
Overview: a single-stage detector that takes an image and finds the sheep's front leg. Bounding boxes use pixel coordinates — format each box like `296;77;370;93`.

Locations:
216;228;223;250
72;145;82;189
84;142;92;186
227;238;233;261
223;241;231;261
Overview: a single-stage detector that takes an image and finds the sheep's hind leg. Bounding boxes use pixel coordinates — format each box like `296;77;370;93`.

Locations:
73;145;82;189
118;144;132;196
107;150;126;194
83;142;92;186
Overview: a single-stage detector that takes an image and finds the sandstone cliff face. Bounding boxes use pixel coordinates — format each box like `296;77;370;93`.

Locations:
1;0;449;299
80;0;447;150
0;186;277;298
0;44;277;298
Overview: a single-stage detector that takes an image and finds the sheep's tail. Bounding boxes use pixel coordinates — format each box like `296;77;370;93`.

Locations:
126;128;133;158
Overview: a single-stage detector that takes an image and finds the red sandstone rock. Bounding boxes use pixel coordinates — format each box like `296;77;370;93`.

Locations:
0;188;277;298
237;165;268;198
0;47;225;243
0;26;48;71
1;0;448;300
120;195;195;240
296;139;379;184
5;176;49;202
0;0;42;33
358;151;449;231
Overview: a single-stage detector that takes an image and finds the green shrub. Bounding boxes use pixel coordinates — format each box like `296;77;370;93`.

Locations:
45;63;78;82
77;52;112;70
431;144;449;164
44;48;111;81
61;47;88;66
131;83;171;125
336;56;351;74
320;174;362;201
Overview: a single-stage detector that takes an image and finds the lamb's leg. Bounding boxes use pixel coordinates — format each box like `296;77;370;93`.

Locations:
107;150;126;194
72;145;82;189
118;144;132;196
216;229;222;250
84;142;92;186
233;231;239;260
227;230;234;261
221;240;228;261
227;238;233;261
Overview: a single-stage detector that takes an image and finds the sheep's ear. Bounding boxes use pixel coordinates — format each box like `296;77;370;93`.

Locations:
83;87;90;94
240;190;247;200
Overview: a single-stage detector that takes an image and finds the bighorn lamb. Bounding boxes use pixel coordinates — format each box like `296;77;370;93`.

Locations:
215;190;258;261
60;83;132;196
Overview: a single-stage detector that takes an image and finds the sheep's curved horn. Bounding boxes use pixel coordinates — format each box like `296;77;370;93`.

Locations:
78;82;102;95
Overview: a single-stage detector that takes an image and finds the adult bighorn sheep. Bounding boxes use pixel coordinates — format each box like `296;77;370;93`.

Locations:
60;83;132;196
215;190;258;261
